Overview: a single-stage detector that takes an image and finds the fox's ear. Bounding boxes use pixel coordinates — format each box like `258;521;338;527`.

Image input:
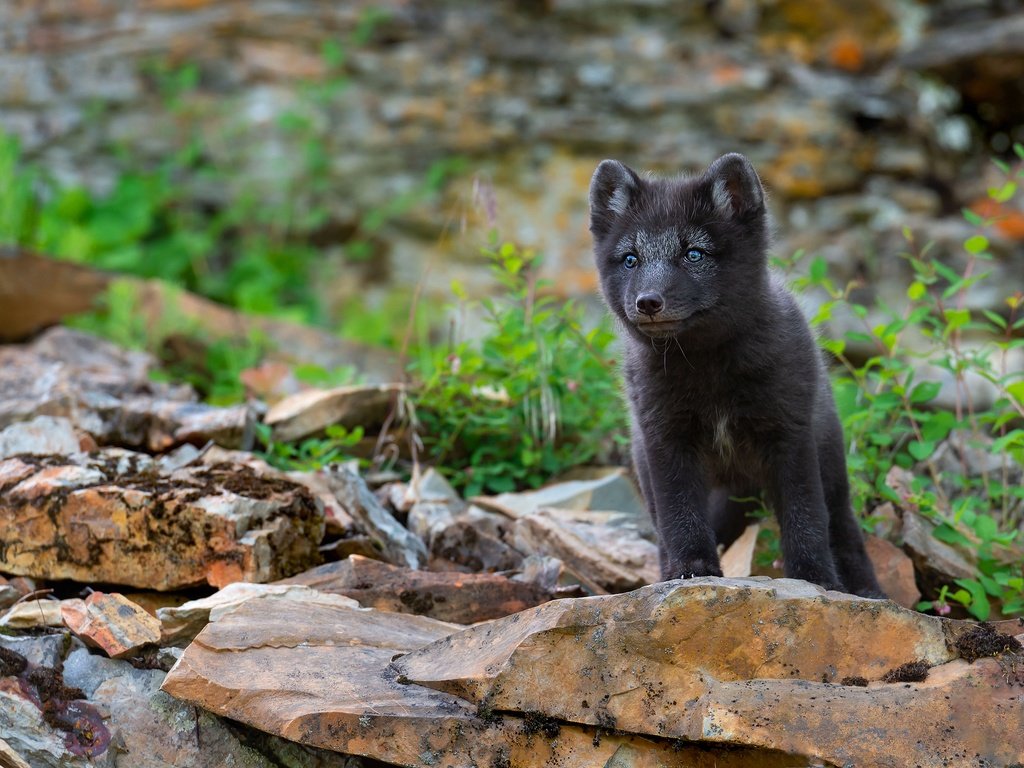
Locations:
589;159;641;236
705;153;764;218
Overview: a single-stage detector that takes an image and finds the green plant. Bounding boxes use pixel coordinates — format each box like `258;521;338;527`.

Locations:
408;241;629;497
775;145;1024;619
0;4;458;327
66;280;270;405
256;423;365;472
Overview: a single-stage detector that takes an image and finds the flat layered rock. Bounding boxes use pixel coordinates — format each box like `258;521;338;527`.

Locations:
0;451;323;590
511;507;659;593
474;469;647;522
61;592;161;658
279;554;556;624
264;384;405;442
395;577;1024;766
320;466;427;570
0;327;253;451
158;583;360;646
162;595;806;768
407;499;523;573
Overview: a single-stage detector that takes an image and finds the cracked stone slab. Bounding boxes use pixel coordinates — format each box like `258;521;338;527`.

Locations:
161;594;808;767
278;554;557;624
394;577;1024;766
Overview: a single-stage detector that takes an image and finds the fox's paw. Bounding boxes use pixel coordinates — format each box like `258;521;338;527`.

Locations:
663;557;723;581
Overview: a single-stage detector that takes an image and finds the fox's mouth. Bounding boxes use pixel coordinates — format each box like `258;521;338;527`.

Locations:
634;319;684;338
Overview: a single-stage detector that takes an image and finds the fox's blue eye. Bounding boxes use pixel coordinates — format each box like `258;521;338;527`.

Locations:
623;253;638;269
685;248;705;263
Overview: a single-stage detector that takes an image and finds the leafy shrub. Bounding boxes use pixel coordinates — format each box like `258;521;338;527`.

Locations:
408;242;628;497
776;145;1024;619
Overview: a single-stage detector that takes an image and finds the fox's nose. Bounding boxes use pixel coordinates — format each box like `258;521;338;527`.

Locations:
636;292;665;317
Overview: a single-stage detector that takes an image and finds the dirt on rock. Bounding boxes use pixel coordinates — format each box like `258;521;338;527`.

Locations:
955;622;1024;663
881;661;929;683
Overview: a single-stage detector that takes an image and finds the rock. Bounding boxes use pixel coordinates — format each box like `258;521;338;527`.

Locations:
0;634;74;669
279;554;555;624
0;451;323;590
162;594;797;767
0;416;84;459
0;637;114;766
130;279;400;383
511;507;659;593
0;327;255;451
395;577;1024;766
0;738;31;768
264;383;405;442
474;468;647;523
158;582;360;646
284;468;359;536
57;637;359;768
0;250;112;343
0;599;73;629
407;498;523;573
720;522;759;578
0;577;21;610
319;465;427;569
902;509;976;585
0;577;37;614
60;592;161;658
408;466;461;504
865;534;921;609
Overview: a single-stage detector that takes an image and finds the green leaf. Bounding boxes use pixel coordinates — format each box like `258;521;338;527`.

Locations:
973;514;998;543
982;309;1008;330
1007;381;1024;405
961;208;984;226
988;181;1017;203
907;281;927;301
907;440;936;460
964;235;989;255
920;410;956;443
954;578;991;621
909;381;942;404
933;523;970;547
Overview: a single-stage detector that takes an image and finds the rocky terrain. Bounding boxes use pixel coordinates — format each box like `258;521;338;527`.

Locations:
1;325;1022;767
2;0;1023;323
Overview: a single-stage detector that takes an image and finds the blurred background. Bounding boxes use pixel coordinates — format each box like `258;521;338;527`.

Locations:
2;0;1022;342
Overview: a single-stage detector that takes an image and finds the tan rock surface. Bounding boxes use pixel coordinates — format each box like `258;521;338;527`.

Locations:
61;592;161;658
162;595;807;768
0;451;323;590
158;583;360;646
279;554;555;624
395;577;1024;766
720;522;759;578
865;534;921;609
264;384;405;442
0;599;73;629
0;249;112;343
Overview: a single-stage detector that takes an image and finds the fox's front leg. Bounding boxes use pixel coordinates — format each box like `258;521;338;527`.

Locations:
645;439;721;580
769;437;842;591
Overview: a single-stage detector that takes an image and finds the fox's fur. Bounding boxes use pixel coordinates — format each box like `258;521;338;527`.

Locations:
589;153;883;597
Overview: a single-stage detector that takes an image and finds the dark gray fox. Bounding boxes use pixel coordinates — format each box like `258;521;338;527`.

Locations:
589;153;883;597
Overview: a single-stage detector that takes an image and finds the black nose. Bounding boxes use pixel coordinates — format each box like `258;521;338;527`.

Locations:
636;292;664;317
